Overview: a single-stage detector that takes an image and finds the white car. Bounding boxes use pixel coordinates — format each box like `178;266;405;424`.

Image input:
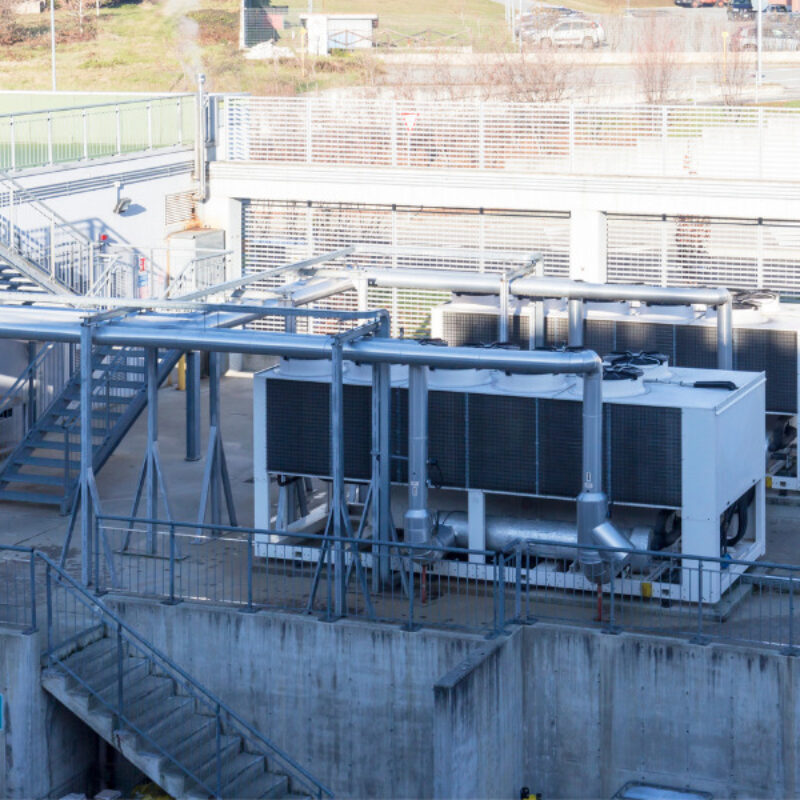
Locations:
522;18;606;49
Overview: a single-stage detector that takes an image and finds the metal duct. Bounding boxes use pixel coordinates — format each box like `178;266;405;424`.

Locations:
326;267;733;371
404;365;432;545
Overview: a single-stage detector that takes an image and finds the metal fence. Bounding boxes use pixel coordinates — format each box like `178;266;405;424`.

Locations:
226;97;800;183
94;515;800;653
0;171;97;294
0;544;37;631
0;94;196;172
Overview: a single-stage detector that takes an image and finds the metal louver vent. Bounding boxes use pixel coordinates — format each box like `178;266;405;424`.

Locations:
165;191;195;226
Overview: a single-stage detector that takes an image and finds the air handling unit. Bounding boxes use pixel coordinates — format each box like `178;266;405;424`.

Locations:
432;289;800;491
254;357;765;604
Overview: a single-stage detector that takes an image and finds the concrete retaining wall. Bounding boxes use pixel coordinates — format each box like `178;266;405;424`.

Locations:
110;598;483;799
107;597;800;800
523;625;800;799
0;628;98;799
434;636;524;800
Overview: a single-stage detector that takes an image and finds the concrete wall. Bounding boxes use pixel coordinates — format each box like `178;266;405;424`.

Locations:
434;636;524;800
524;625;800;799
0;628;98;799
110;598;483;799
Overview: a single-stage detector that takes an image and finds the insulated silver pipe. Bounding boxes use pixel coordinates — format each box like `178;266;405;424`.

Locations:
568;298;584;348
0;305;621;577
499;275;509;343
289;278;355;307
404;365;431;545
341;267;733;370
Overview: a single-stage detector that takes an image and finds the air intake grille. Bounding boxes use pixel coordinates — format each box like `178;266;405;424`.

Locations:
440;311;529;347
265;378;683;507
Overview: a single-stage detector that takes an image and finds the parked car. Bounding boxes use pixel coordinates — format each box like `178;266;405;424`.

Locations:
729;0;790;18
522;18;606;48
675;0;726;9
731;23;800;49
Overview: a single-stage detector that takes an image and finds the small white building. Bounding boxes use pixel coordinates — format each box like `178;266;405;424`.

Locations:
300;13;378;56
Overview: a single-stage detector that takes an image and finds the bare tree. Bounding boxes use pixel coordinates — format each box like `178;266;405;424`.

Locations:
0;0;21;45
634;17;682;104
713;38;754;105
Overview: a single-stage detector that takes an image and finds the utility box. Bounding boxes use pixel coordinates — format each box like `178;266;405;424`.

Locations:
300;13;378;55
167;229;226;295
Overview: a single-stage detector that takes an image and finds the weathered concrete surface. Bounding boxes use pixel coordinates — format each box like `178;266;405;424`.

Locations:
109;597;484;800
523;624;800;800
0;628;98;799
434;636;524;800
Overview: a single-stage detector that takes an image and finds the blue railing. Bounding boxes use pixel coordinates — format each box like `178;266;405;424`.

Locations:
95;513;800;655
41;552;333;799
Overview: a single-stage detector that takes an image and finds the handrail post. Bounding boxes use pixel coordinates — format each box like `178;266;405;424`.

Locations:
47;112;53;165
691;559;708;645
785;570;798;657
247;530;254;611
493;552;505;636
168;523;176;603
9;115;15;171
116;621;124;726
28;551;37;634
82;109;88;160
405;553;416;631
147;102;153;151
215;705;222;798
115;105;121;155
45;562;53;663
94;515;100;593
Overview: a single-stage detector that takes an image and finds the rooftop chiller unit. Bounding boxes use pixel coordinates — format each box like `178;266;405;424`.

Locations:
254;357;765;604
432;291;800;491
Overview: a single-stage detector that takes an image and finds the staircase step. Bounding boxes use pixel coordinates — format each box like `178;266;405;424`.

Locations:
190;735;242;782
61;638;118;676
224;758;281;799
96;674;171;710
140;701;208;747
0;489;62;505
82;656;149;696
28;439;81;451
1;472;68;486
13;456;78;469
120;677;174;720
132;694;193;734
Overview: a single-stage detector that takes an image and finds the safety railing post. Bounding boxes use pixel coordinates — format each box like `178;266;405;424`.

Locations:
47;112;53;165
493;552;505;636
758;107;764;180
391;100;397;167
9;115;15;170
177;98;184;147
168;523;176;603
116;621;124;725
606;569;619;635
477;100;485;169
305;99;313;164
82;109;88;160
147;102;153;150
514;545;522;623
247;530;254;611
406;554;415;631
568;103;575;173
94;516;100;593
215;705;222;798
28;551;37;633
691;559;708;645
115;105;121;155
45;562;53;662
785;570;798;657
661;106;668;177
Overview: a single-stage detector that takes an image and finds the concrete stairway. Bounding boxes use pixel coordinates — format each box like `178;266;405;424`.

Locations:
0;345;181;511
42;636;311;800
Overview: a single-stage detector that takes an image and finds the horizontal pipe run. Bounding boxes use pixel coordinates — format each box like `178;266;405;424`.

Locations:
0;320;603;374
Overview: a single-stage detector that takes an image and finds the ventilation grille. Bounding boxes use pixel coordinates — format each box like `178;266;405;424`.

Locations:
440;311;530;348
265;378;683;508
165;191;195;226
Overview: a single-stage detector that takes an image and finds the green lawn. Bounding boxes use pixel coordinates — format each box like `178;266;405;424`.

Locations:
0;0;674;95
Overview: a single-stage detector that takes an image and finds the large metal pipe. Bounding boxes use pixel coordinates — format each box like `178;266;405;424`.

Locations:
568;298;584;348
333;267;734;370
0;304;626;581
404;365;431;545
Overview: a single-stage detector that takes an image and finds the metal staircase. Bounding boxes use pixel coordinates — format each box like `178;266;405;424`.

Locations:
0;346;182;510
41;555;331;799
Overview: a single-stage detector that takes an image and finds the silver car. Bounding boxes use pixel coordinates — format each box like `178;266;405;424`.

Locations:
732;24;800;50
522;18;607;49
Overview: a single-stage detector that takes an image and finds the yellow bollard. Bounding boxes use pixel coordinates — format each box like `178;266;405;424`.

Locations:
177;354;186;392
